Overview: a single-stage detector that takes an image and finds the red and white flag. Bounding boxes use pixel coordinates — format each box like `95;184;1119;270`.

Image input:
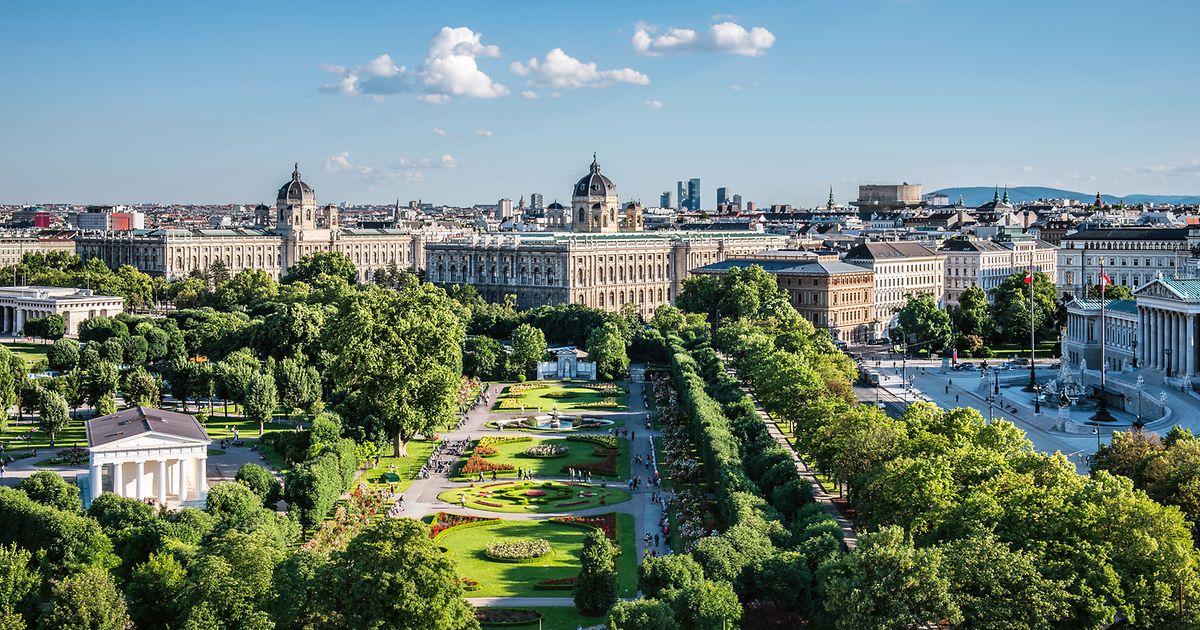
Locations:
1023;273;1032;284
1100;273;1112;286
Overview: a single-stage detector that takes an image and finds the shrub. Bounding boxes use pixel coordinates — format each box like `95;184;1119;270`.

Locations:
524;444;567;458
574;529;618;616
534;576;576;590
475;608;542;626
428;512;497;540
549;513;617;540
484;538;552;562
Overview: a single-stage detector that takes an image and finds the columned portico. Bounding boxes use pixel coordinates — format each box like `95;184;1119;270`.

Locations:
84;407;211;508
1129;278;1200;380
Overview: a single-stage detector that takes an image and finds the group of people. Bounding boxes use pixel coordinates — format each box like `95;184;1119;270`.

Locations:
566;467;592;483
419;438;470;479
609;427;636;441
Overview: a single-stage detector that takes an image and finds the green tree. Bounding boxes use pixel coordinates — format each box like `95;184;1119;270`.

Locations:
121;367;162;408
326;283;464;456
19;470;80;512
607;599;678;630
120;336;149;366
817;526;960;630
84;361;120;412
1086;283;1134;300
939;535;1069;629
639;554;704;599
319;518;479;630
39;566;132;630
894;292;952;352
250;303;326;360
214;349;258;416
0;543;38;623
462;336;503;380
36;389;70;447
283;251;358;285
268;550;330;630
953;286;992;340
989;271;1057;345
242;371;277;436
78;317;128;344
125;551;187;630
509;323;547;379
574;529;618;616
209;269;279;311
668;579;742;630
273;357;319;424
587;322;630;380
234;464;281;508
179;531;280;630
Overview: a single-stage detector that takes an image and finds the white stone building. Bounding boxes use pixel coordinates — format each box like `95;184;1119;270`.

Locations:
1056;227;1191;298
85;407;211;508
0;286;123;337
843;241;944;339
537;347;597;380
940;237;1057;306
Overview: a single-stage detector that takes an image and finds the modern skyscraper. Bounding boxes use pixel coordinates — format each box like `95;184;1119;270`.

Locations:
497;198;514;220
676;181;686;211
687;178;701;211
717;187;728;207
660;191;671;208
732;194;743;211
530;193;544;211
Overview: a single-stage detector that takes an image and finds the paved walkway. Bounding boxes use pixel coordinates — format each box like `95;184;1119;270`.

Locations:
720;355;858;550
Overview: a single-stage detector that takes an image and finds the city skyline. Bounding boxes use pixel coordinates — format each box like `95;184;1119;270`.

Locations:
2;1;1199;207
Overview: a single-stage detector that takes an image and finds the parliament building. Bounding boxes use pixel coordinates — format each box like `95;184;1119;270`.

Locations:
76;165;433;281
424;157;788;316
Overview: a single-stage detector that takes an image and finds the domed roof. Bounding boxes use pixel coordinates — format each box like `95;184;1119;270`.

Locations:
277;163;314;203
546;201;565;210
573;154;616;199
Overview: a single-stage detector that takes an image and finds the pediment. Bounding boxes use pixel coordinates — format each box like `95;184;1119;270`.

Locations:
1134;280;1181;300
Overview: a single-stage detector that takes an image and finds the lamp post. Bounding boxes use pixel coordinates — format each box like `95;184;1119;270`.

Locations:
1132;338;1138;369
1136;375;1144;428
1093;426;1101;452
994;369;1000;395
1033;384;1041;414
987;393;994;424
1091;256;1115;422
1166;347;1174;378
1025;250;1038;392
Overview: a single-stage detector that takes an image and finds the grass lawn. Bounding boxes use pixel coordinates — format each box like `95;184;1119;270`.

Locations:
201;414;294;440
1;416;88;453
494;382;627;413
475;607;601;630
438;480;631;513
3;341;49;369
439;514;637;599
976;340;1058;359
454;437;630;481
362;439;438;492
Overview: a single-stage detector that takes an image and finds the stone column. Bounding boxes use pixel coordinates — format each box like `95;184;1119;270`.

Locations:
156;460;167;505
1137;308;1146;367
89;463;102;501
1188;314;1196;377
113;461;124;497
135;460;145;500
1156;309;1163;369
177;459;188;500
197;457;208;503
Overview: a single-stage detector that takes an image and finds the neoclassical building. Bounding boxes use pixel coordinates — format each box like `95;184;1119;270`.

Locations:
0;286;124;337
85;406;211;508
425;158;787;316
76;165;442;281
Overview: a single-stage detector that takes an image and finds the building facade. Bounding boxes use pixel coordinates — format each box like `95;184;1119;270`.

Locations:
940;237;1057;306
76;165;438;281
843;241;944;339
1057;227;1191;298
0;232;77;267
425;159;787;316
0;286;123;337
692;255;876;343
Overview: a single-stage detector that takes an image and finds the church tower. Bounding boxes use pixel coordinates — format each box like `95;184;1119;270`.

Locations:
276;163;318;234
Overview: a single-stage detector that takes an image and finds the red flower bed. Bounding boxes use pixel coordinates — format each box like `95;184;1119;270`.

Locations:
554;500;588;508
551;513;617;540
462;454;516;475
428;512;497;539
562;448;617;476
524;490;547;497
478;500;503;507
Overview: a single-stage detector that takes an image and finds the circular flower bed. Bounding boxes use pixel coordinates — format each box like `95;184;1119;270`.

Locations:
485;538;552;562
524;444;568;458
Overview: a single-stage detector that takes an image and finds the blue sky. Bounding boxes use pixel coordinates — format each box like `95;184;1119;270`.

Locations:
2;0;1198;207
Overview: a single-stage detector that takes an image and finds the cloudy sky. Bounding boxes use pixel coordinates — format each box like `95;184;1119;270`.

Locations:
2;0;1198;207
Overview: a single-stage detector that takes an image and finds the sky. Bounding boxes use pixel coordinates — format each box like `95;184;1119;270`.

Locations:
2;0;1199;208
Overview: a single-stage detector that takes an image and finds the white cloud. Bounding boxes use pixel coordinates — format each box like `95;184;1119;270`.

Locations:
521;90;540;99
319;26;507;103
730;83;743;91
475;129;494;137
641;99;663;109
432;127;446;136
1133;159;1200;179
510;48;649;89
633;21;775;56
325;151;458;184
1021;165;1034;173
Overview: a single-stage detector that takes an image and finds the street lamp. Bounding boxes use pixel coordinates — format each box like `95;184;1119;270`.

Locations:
987;393;994;424
1033;384;1041;414
1131;338;1138;369
1166;347;1173;378
1135;375;1145;429
993;369;1000;395
1093;426;1101;452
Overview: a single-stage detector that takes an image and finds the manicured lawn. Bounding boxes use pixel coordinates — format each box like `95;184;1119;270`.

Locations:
438;515;637;598
201;414;294;440
454;437;630;481
475;606;604;629
1;417;88;453
362;439;439;492
494;382;627;413
438;480;631;513
3;341;50;369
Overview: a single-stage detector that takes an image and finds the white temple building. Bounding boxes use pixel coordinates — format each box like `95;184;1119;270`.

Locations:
84;407;211;508
537;346;597;381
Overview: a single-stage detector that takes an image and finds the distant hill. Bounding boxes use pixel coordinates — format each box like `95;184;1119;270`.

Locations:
930;186;1200;207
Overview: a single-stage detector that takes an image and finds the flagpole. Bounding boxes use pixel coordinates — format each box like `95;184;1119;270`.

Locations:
1092;255;1114;422
1026;250;1037;391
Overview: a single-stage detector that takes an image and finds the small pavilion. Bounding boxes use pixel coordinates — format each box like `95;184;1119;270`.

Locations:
84;407;211;508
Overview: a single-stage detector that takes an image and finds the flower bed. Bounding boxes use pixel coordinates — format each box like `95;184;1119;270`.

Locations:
461;455;516;475
484;538;552;562
553;499;588;508
429;512;498;540
475;608;543;627
567;434;618;450
304;483;387;553
475;445;498;457
534;576;577;591
523;443;567;458
461;576;481;591
574;397;619;409
524;490;546;497
508;383;548;393
563;449;618;476
549;513;617;541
